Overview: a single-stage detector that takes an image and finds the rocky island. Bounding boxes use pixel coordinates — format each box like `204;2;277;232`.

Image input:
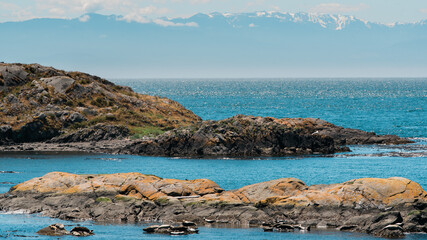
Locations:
0;63;200;145
0;63;412;157
0;172;425;238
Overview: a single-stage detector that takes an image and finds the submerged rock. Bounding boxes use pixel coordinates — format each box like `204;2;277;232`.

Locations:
1;172;425;238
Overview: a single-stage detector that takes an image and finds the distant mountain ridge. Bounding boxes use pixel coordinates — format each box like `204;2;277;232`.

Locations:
0;12;426;77
168;12;370;30
122;11;426;30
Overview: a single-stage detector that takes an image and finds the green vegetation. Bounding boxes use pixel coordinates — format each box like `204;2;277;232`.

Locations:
79;79;91;85
91;97;110;107
130;126;165;139
408;210;420;216
96;197;112;203
184;201;204;207
208;200;229;207
154;197;170;205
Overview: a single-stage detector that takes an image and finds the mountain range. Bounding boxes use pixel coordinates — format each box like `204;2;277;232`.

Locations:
1;12;426;77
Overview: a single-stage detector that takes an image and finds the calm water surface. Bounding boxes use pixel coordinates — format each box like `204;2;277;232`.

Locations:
1;79;426;239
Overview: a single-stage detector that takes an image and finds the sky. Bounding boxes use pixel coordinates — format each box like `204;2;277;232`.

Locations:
1;0;427;24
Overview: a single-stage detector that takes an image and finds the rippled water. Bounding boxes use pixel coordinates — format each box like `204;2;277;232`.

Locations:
5;213;427;240
0;78;426;239
116;78;426;137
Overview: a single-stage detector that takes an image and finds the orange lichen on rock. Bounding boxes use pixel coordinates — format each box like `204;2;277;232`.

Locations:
10;172;426;208
217;178;307;203
11;172;224;201
256;177;427;208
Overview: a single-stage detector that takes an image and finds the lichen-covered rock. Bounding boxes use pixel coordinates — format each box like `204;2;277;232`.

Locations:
1;172;426;238
10;172;224;199
258;177;427;208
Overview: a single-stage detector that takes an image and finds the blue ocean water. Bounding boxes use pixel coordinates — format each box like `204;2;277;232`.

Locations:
116;78;426;137
1;78;426;239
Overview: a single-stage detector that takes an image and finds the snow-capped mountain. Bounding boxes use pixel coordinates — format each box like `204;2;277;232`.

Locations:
0;12;425;77
168;12;368;30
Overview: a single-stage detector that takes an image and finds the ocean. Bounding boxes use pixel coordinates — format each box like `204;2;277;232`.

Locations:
0;78;426;239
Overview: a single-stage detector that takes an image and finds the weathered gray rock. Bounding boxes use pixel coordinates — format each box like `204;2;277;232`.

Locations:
76;107;97;116
68;112;86;123
13;120;60;143
0;125;13;144
374;224;405;239
40;76;75;94
0;64;29;86
281;117;412;145
49;124;129;143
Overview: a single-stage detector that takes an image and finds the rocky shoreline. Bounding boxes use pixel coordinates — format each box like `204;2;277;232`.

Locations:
0;63;413;158
0;115;414;157
0;172;425;238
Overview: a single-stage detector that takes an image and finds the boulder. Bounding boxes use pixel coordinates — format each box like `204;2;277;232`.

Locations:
0;64;29;86
374;225;405;239
68;112;86;123
40;76;75;94
36;223;70;236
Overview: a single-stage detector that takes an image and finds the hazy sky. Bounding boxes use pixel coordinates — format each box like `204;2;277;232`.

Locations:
1;0;427;23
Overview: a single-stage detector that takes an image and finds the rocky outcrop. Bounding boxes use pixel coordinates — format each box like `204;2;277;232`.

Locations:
37;223;70;236
0;63;201;144
118;115;412;157
119;115;349;157
48;124;129;143
276;118;412;145
1;172;425;238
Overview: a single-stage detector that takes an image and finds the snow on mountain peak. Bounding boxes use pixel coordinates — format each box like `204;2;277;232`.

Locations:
197;11;369;30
